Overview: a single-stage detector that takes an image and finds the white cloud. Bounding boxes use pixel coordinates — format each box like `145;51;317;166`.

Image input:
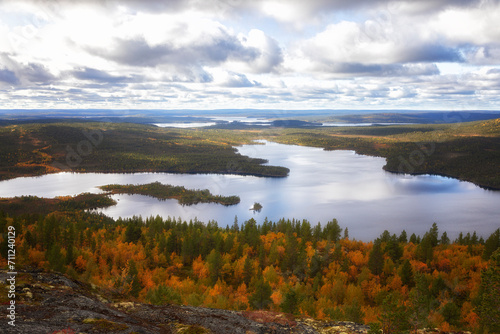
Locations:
0;0;499;109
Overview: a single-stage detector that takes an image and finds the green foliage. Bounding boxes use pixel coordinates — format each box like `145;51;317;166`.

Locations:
367;322;382;334
128;259;142;298
344;300;364;323
476;250;500;333
207;249;223;285
125;222;142;244
368;240;384;276
101;182;240;206
378;293;410;334
249;278;272;310
440;302;460;327
146;285;182;305
280;288;299;315
483;228;500;260
399;259;414;288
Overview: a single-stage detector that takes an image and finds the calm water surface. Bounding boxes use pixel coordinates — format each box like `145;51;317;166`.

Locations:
0;141;498;240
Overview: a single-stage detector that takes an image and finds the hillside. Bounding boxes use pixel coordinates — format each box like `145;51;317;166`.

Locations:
0;209;499;333
0;268;372;334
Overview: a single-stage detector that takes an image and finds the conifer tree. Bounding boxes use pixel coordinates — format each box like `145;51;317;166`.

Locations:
476;250;500;333
368;240;384;276
249;277;272;310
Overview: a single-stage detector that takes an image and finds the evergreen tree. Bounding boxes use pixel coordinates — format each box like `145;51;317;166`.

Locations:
343;227;349;240
47;244;65;273
128;259;142;298
280;288;299;315
483;228;500;260
324;219;342;242
409;274;431;331
243;255;253;286
344;300;364;323
399;259;414;288
385;234;402;263
207;249;223;285
378;293;410;334
249;278;272;310
368;240;384;276
476;250;500;333
440;231;450;245
398;230;408;243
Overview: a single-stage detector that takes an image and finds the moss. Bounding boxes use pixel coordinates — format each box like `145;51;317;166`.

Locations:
175;323;212;334
82;318;129;332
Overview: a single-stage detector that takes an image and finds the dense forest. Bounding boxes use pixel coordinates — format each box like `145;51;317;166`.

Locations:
1;209;499;333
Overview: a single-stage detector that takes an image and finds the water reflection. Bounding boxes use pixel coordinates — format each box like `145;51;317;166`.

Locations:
0;141;498;240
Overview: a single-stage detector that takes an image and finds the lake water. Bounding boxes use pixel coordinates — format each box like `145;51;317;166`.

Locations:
0;141;498;240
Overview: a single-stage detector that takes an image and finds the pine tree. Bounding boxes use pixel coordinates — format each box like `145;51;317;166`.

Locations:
483;228;500;260
249;277;272;310
368;240;384;276
379;293;410;334
280;288;299;315
128;259;142;298
207;249;223;285
476;250;500;333
399;259;414;288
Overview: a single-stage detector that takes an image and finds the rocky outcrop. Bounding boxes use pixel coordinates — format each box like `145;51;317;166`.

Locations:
1;269;470;334
0;269;371;334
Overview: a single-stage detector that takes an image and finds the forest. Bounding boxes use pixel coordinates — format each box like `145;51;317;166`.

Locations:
0;208;499;333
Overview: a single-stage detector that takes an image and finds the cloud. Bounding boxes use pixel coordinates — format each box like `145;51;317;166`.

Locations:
72;67;126;83
85;30;260;69
219;72;261;87
20;63;56;83
238;29;283;73
0;68;18;85
0;53;55;85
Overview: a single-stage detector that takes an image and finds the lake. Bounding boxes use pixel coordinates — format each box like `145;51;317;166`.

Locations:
0;141;498;240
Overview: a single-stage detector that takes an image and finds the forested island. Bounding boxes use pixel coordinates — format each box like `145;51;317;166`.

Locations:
100;182;240;206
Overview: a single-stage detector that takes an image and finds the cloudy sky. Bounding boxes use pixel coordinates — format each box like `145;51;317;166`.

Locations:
1;0;500;110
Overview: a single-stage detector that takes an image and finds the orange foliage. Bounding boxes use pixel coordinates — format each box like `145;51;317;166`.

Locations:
28;248;46;267
270;290;282;306
192;255;209;280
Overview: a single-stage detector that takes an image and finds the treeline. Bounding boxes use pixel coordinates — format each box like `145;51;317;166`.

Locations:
100;182;240;206
266;118;500;189
0;122;289;181
0;211;499;333
0;193;116;216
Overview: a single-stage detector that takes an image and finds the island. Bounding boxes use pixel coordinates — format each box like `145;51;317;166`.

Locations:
99;181;240;206
250;202;263;212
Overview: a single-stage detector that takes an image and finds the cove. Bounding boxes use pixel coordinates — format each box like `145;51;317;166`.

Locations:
0;141;498;240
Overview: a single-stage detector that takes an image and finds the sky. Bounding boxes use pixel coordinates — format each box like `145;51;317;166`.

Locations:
1;0;500;111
